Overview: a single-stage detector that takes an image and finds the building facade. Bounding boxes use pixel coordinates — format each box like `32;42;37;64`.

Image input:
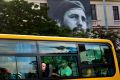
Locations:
91;0;120;36
4;0;120;49
25;0;120;36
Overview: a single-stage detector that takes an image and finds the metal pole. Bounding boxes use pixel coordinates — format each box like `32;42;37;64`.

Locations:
103;0;108;30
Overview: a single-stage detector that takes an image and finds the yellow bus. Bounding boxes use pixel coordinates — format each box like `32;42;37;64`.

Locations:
0;34;119;80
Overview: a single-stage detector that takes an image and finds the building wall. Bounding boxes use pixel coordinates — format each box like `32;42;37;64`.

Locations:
27;0;120;27
91;1;120;37
22;0;120;35
4;0;120;37
91;1;120;27
7;0;120;28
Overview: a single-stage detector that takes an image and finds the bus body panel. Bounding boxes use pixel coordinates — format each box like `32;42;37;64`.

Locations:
0;34;119;80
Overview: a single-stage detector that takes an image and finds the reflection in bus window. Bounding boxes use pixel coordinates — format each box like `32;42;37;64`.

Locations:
38;41;77;54
0;56;17;79
79;44;115;77
41;56;79;78
17;57;37;79
81;68;95;77
16;41;37;53
0;40;37;54
0;40;18;53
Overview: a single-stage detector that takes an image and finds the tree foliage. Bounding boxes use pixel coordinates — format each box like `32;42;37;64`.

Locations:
71;26;120;50
0;0;120;49
0;0;72;36
90;28;120;50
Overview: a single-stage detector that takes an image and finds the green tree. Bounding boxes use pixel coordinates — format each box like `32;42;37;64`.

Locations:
1;0;119;46
0;0;72;36
90;27;120;50
70;26;120;51
72;27;90;38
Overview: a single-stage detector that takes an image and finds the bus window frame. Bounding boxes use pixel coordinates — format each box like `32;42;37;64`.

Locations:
0;54;39;80
0;39;117;80
39;53;80;80
0;39;37;54
77;42;116;78
37;41;81;79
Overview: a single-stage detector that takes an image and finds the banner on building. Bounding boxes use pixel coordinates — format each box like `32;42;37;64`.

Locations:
47;0;91;31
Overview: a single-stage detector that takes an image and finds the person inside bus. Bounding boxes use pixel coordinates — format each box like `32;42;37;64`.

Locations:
53;0;87;31
42;63;50;77
30;62;50;77
58;60;72;77
82;68;95;77
0;67;11;79
42;62;58;77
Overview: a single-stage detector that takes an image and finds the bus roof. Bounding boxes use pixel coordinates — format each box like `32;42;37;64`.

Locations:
0;34;112;43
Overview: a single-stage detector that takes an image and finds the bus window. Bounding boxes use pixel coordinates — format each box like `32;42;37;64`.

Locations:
0;40;18;53
38;41;77;54
0;40;37;54
16;41;37;53
41;56;79;78
0;56;17;79
79;43;115;77
16;57;37;79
